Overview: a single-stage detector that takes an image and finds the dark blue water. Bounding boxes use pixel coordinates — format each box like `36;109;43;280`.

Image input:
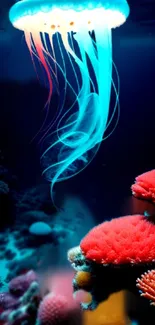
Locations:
0;1;155;324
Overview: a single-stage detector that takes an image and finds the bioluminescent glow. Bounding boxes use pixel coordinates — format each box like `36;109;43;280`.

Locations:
9;0;130;197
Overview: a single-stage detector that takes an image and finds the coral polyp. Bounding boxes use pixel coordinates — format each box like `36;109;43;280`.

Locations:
137;269;155;306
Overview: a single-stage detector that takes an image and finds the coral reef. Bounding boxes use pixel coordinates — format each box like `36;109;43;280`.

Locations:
0;164;18;229
0;194;95;287
0;271;41;324
9;270;37;296
68;214;155;310
0;270;85;325
15;184;55;219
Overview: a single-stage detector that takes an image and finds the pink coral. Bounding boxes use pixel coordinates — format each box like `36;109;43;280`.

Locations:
38;293;72;324
37;271;83;325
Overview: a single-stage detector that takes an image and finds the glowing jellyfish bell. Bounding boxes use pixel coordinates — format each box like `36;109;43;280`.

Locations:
9;0;130;198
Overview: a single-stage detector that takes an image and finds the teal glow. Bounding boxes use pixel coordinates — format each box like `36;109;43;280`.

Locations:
41;27;115;189
9;0;130;25
9;0;129;202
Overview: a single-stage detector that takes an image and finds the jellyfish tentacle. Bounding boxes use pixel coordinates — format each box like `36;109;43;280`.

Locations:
25;31;40;82
26;24;117;198
55;32;79;133
61;28;97;134
69;32;81;93
40;31;84;142
30;31;82;143
42;33;60;93
41;24;115;192
88;36;120;138
103;61;120;139
95;23;112;130
32;31;53;104
38;33;68;141
28;30;76;140
25;30;58;144
25;30;58;143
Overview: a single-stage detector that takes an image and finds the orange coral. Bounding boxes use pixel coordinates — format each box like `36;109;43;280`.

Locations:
75;271;92;289
136;269;155;305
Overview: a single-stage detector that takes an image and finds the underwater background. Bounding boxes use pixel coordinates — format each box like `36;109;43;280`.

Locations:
0;0;155;324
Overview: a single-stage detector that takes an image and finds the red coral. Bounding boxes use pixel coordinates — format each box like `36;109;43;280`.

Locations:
137;269;155;305
131;170;155;202
80;215;155;264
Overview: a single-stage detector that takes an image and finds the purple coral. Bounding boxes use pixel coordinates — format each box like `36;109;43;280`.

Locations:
0;270;84;325
0;292;19;310
9;270;37;296
0;271;41;324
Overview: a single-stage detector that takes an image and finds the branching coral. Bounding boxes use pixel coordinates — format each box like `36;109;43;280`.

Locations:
0;269;85;325
136;269;155;306
0;271;41;324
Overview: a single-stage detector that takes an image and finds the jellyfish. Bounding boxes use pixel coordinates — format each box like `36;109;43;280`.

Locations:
9;0;130;198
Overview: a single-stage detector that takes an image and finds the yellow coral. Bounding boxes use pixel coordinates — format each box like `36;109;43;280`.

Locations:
75;271;92;288
84;291;130;325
